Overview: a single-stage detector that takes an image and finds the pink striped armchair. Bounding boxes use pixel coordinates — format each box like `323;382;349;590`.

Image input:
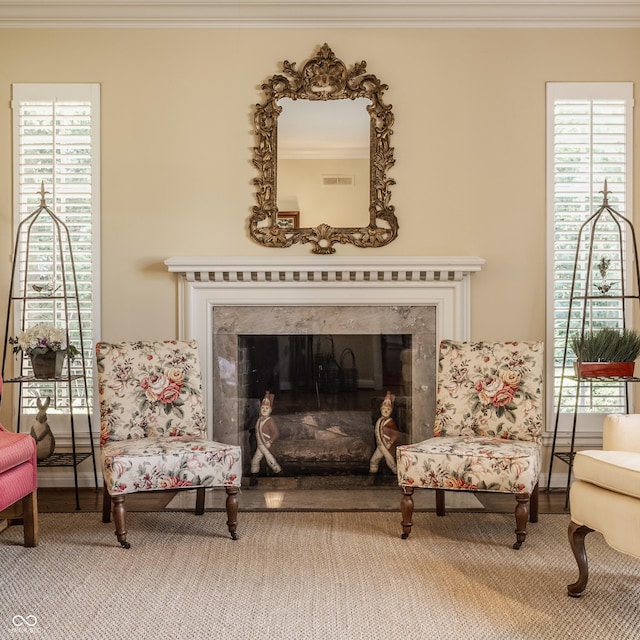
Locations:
0;377;39;547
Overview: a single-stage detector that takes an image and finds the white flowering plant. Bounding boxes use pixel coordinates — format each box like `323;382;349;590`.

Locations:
9;324;79;360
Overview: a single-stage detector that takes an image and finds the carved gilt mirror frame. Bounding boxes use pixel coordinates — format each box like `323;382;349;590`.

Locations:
250;43;397;255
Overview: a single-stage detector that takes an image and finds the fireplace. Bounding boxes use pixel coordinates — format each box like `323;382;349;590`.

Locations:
165;256;484;481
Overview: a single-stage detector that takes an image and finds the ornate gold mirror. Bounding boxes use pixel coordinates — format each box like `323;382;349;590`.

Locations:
250;43;397;254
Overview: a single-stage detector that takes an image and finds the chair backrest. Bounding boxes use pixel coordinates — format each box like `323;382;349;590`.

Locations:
433;340;544;442
96;340;207;445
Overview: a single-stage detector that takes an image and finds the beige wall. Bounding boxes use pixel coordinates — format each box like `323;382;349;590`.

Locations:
0;28;639;344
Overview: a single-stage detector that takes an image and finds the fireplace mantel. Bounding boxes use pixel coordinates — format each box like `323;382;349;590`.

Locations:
165;256;484;440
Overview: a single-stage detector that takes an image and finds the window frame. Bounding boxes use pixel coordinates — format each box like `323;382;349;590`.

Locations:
546;81;634;441
10;83;101;438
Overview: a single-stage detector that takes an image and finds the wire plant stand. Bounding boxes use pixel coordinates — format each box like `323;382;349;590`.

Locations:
547;180;640;508
0;182;97;509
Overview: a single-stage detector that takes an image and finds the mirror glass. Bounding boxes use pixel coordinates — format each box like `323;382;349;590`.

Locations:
250;43;397;254
277;98;370;228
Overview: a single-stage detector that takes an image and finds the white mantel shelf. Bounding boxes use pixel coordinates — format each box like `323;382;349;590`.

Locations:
165;255;485;284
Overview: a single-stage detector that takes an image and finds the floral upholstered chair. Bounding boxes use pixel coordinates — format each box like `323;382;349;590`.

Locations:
97;340;242;548
397;340;544;549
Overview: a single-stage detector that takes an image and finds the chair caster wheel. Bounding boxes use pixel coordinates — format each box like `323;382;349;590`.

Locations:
230;531;238;540
401;532;409;539
513;541;523;550
120;541;131;549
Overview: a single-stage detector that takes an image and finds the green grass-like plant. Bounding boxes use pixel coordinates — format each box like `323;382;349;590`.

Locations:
570;327;640;363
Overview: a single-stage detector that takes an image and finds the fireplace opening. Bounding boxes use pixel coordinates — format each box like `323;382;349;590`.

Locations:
239;334;412;482
209;303;438;488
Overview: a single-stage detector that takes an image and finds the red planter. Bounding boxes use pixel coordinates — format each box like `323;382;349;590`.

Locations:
574;361;635;378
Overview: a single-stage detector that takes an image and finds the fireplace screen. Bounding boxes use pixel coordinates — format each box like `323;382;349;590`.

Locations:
239;334;412;479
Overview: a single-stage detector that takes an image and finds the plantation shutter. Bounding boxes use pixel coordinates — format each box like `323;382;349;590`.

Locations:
11;83;100;414
546;82;634;431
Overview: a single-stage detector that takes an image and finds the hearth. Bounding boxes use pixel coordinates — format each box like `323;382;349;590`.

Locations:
165;256;484;481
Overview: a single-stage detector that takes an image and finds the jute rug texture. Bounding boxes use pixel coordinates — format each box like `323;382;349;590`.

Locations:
1;511;639;640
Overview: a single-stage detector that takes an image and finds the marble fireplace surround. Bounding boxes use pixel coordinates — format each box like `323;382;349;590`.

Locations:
165;256;484;450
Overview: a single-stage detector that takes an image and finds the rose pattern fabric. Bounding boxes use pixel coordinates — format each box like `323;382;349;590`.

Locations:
97;340;241;494
397;436;541;493
397;340;543;495
433;340;543;442
102;436;241;495
97;340;208;444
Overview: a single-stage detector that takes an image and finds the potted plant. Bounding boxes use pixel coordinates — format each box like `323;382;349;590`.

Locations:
570;327;640;378
9;323;79;379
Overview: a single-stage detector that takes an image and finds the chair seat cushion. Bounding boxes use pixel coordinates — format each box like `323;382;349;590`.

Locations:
397;436;541;494
573;450;640;500
0;428;36;474
102;436;242;495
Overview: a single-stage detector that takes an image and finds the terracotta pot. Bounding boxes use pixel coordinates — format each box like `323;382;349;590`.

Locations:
30;351;66;379
574;361;635;378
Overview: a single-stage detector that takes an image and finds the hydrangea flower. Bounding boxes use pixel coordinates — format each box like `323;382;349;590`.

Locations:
10;323;78;359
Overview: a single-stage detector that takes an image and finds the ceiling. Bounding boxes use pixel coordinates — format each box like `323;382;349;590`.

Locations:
0;1;639;29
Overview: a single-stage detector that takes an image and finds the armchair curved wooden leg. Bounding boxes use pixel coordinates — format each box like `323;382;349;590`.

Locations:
529;483;539;523
22;490;38;547
567;520;594;597
111;494;130;549
102;484;112;524
225;486;239;540
513;493;530;549
195;487;206;515
400;486;414;539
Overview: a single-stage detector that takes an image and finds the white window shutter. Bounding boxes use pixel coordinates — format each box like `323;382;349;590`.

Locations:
547;82;634;431
11;84;101;413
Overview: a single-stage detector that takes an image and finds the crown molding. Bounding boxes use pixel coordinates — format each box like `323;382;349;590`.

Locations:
0;1;639;29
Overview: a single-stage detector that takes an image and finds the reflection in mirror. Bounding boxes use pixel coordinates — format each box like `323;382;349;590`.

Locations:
277;98;370;227
250;43;397;254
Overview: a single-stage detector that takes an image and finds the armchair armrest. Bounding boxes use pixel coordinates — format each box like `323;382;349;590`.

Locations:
603;414;640;453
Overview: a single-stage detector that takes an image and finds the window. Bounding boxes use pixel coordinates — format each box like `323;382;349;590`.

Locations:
11;84;100;417
546;82;634;432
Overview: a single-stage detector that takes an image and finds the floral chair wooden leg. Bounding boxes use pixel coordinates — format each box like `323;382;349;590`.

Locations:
112;495;129;549
400;486;414;539
225;486;239;540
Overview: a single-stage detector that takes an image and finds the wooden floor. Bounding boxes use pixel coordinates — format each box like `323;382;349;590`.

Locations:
1;486;571;516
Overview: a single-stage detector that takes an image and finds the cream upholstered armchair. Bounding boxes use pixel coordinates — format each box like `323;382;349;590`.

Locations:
397;340;544;549
568;413;640;596
97;340;242;548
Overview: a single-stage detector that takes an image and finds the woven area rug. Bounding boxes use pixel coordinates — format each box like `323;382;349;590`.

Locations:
2;512;639;640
